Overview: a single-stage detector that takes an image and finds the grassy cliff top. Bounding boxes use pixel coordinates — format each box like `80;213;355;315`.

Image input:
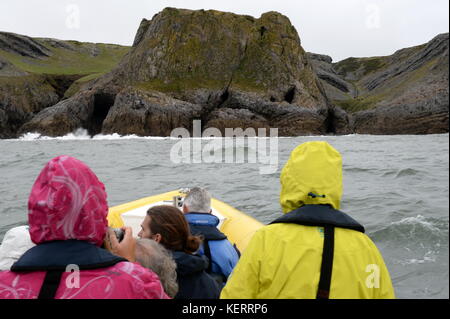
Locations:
0;33;130;76
334;56;388;77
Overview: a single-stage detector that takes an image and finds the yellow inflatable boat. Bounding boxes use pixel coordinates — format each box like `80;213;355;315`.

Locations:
107;189;264;252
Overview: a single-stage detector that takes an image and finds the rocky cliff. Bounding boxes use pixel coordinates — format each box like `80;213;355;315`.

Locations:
0;32;129;138
1;8;448;138
308;33;449;134
19;8;331;137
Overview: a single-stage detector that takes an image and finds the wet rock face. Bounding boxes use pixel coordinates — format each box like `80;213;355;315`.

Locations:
0;73;86;138
0;75;61;138
102;88;203;136
308;33;449;135
203;90;329;135
19;90;95;137
99;86;330;137
0;108;8;139
353;87;449;135
205;108;271;134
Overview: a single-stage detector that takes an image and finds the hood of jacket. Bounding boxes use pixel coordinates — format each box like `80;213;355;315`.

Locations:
280;141;343;213
28;155;108;246
185;213;220;227
0;226;36;271
185;213;227;241
171;251;210;277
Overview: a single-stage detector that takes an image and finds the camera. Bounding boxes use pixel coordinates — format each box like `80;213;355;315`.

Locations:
173;195;184;208
111;227;125;242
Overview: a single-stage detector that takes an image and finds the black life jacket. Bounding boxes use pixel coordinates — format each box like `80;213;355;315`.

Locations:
270;204;365;299
11;240;127;299
189;223;239;285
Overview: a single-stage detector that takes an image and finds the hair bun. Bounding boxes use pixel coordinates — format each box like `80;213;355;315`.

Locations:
184;235;202;253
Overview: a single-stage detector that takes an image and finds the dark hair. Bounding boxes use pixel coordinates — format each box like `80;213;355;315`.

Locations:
146;205;202;253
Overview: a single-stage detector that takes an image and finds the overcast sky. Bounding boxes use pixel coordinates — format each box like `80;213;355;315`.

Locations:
0;0;448;62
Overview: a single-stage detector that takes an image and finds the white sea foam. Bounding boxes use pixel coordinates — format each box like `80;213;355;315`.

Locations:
18;132;43;141
401;251;438;265
19;129;90;141
17;129;169;141
17;130;286;141
391;215;442;233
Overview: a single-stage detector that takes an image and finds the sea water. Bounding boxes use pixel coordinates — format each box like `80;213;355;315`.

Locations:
0;132;448;298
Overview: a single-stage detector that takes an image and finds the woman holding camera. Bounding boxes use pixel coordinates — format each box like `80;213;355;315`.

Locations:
0;155;169;299
138;205;221;299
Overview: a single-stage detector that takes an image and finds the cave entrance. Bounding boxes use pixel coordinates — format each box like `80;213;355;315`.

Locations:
325;108;337;134
89;93;115;136
284;87;296;104
219;88;230;105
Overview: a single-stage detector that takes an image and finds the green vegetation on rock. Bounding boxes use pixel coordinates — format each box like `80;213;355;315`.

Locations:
63;73;104;98
333;54;443;113
0;41;129;76
334;56;387;77
114;8;327;108
333;96;379;113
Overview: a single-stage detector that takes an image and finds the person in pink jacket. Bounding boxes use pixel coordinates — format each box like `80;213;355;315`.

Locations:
0;155;169;299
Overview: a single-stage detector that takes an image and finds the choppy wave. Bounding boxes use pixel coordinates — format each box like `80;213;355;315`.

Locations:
369;215;448;245
401;250;438;265
370;215;448;272
381;168;423;178
128;163;166;171
343;167;374;173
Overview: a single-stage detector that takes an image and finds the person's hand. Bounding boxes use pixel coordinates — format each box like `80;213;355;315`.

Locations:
104;227;136;262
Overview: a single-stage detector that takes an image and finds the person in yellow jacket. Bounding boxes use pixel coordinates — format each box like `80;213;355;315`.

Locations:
221;141;395;299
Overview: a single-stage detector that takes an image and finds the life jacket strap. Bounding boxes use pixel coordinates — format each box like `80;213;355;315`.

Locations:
316;226;335;299
38;270;64;299
203;239;213;274
233;243;241;258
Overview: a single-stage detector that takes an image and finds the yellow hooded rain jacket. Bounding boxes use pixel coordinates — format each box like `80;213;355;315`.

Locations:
220;141;395;299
